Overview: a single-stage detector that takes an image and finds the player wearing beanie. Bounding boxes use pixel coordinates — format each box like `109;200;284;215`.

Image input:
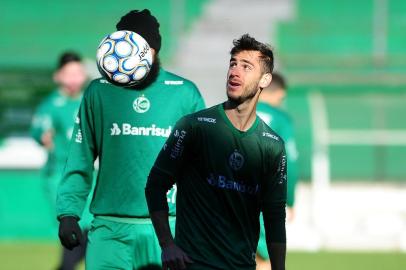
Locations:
56;9;205;270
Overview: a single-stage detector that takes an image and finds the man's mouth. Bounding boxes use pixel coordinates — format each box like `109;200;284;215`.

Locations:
228;80;241;89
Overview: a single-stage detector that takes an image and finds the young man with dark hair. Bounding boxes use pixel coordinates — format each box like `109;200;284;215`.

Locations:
31;51;92;270
56;9;205;270
146;34;287;270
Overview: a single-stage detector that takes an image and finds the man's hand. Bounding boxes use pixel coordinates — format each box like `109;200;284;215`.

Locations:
41;130;54;150
161;243;193;270
58;216;83;250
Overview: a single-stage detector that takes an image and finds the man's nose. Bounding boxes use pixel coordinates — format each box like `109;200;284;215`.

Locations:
229;69;240;78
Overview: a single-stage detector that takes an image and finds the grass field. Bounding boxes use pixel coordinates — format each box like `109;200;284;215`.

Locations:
1;242;406;270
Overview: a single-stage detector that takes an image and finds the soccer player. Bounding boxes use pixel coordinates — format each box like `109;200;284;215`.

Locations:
146;34;287;270
56;9;205;270
255;73;299;270
31;51;92;270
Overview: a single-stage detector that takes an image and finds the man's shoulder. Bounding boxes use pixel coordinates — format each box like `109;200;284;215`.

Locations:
189;105;218;120
82;78;117;98
88;77;114;88
258;119;285;146
179;105;219;126
159;69;199;90
40;89;71;110
34;90;58;114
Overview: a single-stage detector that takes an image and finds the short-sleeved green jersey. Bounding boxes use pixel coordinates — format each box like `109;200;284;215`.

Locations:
257;101;298;207
152;104;287;270
31;90;82;174
56;68;205;219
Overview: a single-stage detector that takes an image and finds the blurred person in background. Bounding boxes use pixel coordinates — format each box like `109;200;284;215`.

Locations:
31;51;92;270
56;9;205;270
256;72;298;270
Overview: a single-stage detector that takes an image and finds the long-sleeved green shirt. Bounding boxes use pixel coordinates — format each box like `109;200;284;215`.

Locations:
56;68;205;219
147;104;287;269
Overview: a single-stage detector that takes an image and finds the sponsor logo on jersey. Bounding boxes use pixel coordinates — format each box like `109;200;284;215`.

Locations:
278;154;287;184
262;132;279;141
229;150;244;171
164;80;184;85
110;123;171;138
197;117;216;124
110;123;122;135
170;129;187;159
207;173;259;195
133;95;150;113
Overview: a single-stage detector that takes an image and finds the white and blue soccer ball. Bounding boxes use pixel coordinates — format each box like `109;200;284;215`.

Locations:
96;30;153;86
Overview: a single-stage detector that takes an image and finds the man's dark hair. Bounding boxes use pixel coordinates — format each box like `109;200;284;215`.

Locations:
116;9;162;53
230;34;274;74
57;51;82;70
269;72;287;91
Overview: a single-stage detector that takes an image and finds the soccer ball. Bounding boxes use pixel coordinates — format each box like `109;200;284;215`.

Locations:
96;30;153;86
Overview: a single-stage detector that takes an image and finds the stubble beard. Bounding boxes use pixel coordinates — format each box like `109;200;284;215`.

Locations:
227;80;260;104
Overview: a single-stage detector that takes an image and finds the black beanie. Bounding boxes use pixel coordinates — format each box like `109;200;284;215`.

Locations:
116;9;161;53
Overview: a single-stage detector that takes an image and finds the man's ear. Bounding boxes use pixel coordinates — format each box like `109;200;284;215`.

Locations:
259;73;272;89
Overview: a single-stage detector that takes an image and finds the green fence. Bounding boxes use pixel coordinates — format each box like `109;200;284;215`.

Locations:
277;0;406;182
1;0;209;68
285;85;406;181
277;0;406;71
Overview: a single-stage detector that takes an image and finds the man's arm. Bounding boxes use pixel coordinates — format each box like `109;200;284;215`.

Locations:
31;98;54;149
146;168;192;270
284;121;299;223
56;87;97;249
262;145;287;270
145;116;193;270
277;115;299;212
145;168;175;247
263;208;286;270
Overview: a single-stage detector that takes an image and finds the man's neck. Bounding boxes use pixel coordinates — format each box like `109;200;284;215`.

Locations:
224;92;260;131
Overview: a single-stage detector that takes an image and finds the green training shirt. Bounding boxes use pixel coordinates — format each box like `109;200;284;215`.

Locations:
257;101;298;207
56;68;205;219
31;90;82;174
151;104;287;270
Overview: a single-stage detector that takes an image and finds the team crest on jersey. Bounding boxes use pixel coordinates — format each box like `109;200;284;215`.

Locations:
228;150;244;171
133;95;150;113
